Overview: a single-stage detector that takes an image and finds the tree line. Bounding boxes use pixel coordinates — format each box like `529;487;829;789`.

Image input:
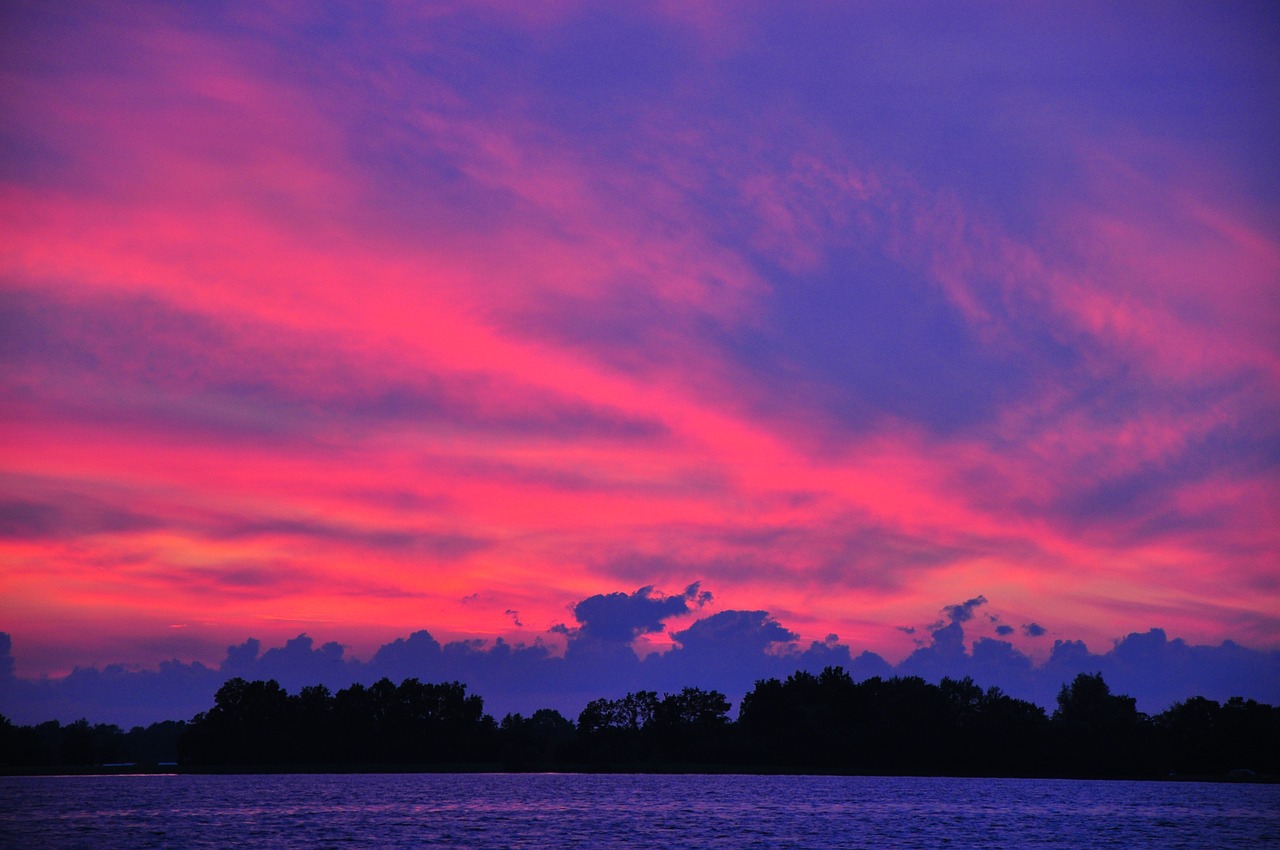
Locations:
2;668;1276;778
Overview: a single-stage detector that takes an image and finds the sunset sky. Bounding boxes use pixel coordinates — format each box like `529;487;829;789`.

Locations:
2;2;1278;722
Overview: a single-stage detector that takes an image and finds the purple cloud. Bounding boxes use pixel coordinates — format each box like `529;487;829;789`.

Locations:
571;583;710;645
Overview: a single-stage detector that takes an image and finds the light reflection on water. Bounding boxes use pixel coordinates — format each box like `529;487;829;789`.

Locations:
1;773;1277;849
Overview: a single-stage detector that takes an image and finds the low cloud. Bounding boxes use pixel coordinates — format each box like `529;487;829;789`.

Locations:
1;591;1277;728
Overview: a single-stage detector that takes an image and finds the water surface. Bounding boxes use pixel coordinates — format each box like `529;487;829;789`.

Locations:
1;773;1275;849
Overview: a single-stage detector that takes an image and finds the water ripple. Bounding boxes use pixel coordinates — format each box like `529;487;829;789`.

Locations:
0;773;1276;849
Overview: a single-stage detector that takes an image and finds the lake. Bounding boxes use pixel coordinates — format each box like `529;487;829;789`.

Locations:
1;773;1276;849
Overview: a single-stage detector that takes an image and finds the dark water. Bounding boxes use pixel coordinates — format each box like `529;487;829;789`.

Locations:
1;773;1276;849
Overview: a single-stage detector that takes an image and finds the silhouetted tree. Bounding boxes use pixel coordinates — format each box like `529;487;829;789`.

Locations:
290;684;334;763
577;691;659;762
739;667;896;768
1052;672;1150;775
1155;695;1220;774
178;676;495;767
59;719;95;765
576;688;732;764
970;685;1049;774
0;714;10;764
499;709;576;768
651;687;732;763
180;678;293;765
381;678;493;762
122;720;184;764
11;669;1275;778
737;668;1051;775
330;681;378;761
1216;697;1280;774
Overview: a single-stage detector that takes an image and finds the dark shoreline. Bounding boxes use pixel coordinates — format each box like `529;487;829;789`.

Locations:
7;669;1276;781
3;763;1275;784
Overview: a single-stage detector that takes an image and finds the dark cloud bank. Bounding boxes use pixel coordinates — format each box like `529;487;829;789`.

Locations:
1;589;1276;728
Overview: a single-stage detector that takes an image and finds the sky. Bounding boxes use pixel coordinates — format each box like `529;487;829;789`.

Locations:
2;1;1278;726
